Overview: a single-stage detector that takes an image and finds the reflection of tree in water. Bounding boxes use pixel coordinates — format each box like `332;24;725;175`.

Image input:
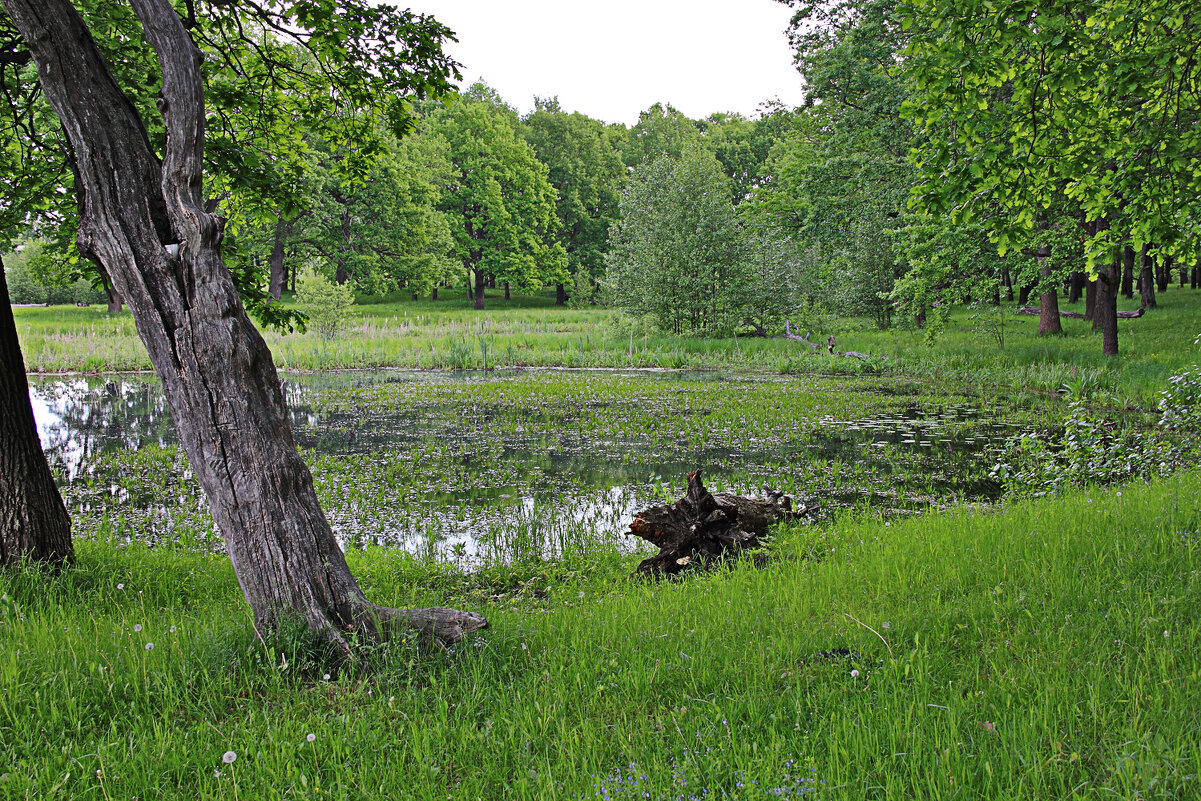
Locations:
31;376;176;479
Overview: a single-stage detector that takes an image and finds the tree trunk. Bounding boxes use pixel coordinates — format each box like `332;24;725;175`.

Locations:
1140;244;1157;309
432;287;438;301
1192;260;1199;290
1120;246;1135;298
1067;271;1086;304
1084;279;1097;321
1001;265;1014;301
1180;260;1188;288
1156;255;1170;292
1094;253;1119;356
1;258;73;567
1017;284;1031;305
268;214;288;300
1036;247;1062;335
4;0;484;648
556;282;568;305
473;266;486;310
101;270;123;313
503;281;510;301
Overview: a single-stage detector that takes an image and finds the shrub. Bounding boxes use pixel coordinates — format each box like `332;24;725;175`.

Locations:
295;269;355;341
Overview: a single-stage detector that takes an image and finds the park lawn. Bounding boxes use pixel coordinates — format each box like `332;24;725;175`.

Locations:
0;469;1197;800
12;285;1201;402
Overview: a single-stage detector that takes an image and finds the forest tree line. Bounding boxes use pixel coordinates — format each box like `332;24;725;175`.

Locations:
4;0;1200;357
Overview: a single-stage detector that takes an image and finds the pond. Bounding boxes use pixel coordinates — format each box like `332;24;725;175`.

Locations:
30;369;1036;565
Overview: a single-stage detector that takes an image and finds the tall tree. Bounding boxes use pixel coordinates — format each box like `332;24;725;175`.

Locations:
427;87;567;310
1;0;484;647
1;257;72;567
902;0;1201;356
607;144;749;335
521;97;625;304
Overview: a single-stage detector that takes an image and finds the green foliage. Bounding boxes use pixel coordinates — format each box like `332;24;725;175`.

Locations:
2;241;105;306
295;269;355;341
522;97;625;298
901;0;1201;269
425;86;568;302
606;145;753;335
992;365;1201;496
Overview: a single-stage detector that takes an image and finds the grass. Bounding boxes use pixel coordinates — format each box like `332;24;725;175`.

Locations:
1;470;1197;799
14;286;1201;402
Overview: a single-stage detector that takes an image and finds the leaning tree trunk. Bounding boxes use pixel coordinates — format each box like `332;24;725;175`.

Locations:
1036;247;1062;335
4;0;484;648
0;258;73;567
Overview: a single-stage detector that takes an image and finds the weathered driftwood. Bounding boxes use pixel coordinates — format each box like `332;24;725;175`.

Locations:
627;470;806;577
1017;305;1145;320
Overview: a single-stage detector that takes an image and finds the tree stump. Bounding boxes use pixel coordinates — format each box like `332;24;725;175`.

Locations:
627;470;806;577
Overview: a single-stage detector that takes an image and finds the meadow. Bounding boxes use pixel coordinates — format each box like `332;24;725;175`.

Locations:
14;286;1201;402
5;288;1201;799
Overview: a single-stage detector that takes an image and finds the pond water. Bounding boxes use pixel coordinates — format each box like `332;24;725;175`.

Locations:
29;369;1029;565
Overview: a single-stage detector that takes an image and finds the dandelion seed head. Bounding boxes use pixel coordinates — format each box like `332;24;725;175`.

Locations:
850;669;860;678
145;642;154;651
117;584;124;590
133;624;142;633
222;751;237;764
306;733;316;742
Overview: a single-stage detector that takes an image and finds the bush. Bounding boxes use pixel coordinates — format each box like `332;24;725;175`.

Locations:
295;269;355;341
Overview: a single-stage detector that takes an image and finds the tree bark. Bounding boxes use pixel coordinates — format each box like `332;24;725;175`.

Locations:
627;470;804;578
1036;247;1062;335
1120;246;1135;298
3;0;484;647
1084;279;1097;321
431;287;438;301
1094;253;1119;356
555;282;568;305
0;257;73;567
1140;244;1157;309
268;213;288;300
473;265;486;310
1192;260;1199;290
1067;271;1085;304
503;281;510;301
1156;255;1170;292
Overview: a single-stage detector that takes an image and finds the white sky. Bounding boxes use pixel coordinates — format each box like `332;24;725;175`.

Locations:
399;1;805;125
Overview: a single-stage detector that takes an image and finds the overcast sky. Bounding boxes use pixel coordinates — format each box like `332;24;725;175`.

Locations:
399;1;806;125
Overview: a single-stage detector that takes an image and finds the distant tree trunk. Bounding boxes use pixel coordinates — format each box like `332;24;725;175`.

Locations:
411;292;418;301
1156;255;1170;292
1140;244;1157;309
1018;284;1031;305
101;269;123;313
1001;265;1014;301
3;0;484;647
1120;246;1135;298
914;307;926;328
1084;279;1097;321
556;283;568;305
432;287;438;301
473;264;486;310
334;264;350;285
1037;247;1063;336
268;214;288;300
503;281;510;301
1094;252;1119;356
1192;260;1199;290
1068;271;1086;304
0;257;73;567
1180;260;1188;288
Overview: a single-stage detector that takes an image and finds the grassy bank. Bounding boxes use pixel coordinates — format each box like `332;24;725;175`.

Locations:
13;287;1201;401
2;470;1197;799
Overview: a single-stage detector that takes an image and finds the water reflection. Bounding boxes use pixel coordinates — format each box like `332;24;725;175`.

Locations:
29;369;1014;563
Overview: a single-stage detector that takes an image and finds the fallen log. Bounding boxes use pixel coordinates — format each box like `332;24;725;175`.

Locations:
1017;306;1145;320
627;470;807;577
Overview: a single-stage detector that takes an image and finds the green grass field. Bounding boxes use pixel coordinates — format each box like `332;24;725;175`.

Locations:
14;286;1201;402
7;288;1201;799
1;471;1197;799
